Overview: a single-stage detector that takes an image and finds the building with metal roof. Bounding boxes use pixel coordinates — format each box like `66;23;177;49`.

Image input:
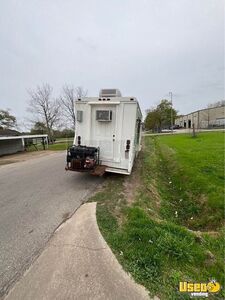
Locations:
175;105;225;129
0;134;48;156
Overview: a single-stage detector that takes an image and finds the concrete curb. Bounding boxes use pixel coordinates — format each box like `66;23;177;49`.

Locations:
5;202;156;300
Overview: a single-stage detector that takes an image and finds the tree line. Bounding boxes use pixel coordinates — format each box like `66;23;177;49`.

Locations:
145;99;178;132
0;84;87;141
1;88;224;137
144;99;225;132
27;84;87;142
207;100;225;108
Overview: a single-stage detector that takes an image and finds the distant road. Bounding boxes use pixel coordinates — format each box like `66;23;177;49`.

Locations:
0;152;102;297
143;128;225;136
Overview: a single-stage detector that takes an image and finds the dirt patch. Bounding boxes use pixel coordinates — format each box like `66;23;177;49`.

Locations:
189;229;220;238
123;159;142;206
123;175;139;205
145;181;161;210
0;151;57;167
0;160;15;166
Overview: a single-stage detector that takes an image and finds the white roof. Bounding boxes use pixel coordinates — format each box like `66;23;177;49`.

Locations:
76;96;137;103
76;96;142;117
0;134;48;141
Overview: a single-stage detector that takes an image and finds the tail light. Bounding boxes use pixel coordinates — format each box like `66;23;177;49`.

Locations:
78;136;81;145
125;140;130;152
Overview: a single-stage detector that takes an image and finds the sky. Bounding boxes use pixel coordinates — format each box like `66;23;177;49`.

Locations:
0;0;224;128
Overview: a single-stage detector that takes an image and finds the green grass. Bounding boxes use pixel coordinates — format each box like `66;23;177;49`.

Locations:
48;142;72;151
55;137;73;140
90;132;224;300
26;142;72;151
154;132;224;230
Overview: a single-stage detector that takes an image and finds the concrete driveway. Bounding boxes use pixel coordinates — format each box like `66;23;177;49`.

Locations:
0;151;103;297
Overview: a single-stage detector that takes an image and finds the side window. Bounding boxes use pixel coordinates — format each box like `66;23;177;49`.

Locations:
136;119;141;144
77;111;83;122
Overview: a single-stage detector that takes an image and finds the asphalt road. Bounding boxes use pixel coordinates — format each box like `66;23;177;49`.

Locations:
0;151;103;297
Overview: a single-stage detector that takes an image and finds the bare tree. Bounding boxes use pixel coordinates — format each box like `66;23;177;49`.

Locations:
27;84;61;142
208;100;225;108
76;86;88;99
60;85;87;128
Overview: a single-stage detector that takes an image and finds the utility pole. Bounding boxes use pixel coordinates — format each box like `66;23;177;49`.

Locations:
169;91;173;134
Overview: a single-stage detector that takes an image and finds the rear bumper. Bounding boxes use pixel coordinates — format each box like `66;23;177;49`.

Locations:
66;145;132;175
105;167;130;175
65;165;130;175
65;166;90;172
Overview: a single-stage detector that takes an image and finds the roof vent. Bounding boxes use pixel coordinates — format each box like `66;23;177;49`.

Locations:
99;89;122;97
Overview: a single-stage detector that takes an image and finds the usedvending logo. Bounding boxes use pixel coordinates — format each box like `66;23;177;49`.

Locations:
179;279;221;297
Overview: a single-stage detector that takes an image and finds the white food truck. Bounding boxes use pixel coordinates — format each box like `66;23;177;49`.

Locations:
66;89;142;175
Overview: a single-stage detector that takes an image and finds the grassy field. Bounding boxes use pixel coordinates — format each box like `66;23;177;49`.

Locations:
89;132;224;300
26;141;72;151
152;132;224;230
48;142;72;151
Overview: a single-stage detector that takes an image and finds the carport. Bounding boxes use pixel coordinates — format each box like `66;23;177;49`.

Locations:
0;134;48;156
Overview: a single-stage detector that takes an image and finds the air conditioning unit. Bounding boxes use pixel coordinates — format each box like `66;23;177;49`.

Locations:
99;89;122;98
96;110;112;121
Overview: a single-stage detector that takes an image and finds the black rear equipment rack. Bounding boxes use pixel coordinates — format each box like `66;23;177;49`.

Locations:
65;145;100;172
